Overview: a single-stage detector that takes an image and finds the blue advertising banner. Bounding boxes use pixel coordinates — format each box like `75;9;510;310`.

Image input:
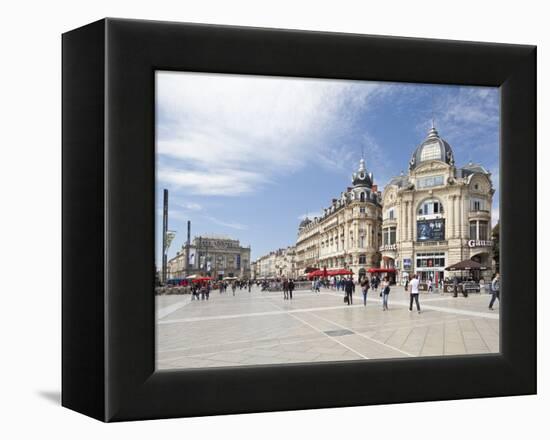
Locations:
417;219;445;241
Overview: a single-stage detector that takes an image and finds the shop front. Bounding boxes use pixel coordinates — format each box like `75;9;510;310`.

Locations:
415;251;445;288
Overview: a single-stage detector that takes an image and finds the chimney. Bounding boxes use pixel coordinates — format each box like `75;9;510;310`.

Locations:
372;184;378;192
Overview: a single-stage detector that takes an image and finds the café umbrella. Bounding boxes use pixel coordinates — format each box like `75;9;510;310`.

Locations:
445;259;487;271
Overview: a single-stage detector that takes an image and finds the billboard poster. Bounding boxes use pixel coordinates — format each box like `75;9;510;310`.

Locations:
417;219;445;241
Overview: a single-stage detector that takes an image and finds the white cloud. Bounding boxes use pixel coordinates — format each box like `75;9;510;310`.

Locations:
158;167;268;196
156;72;385;196
433;86;499;156
179;202;202;211
204;215;248;230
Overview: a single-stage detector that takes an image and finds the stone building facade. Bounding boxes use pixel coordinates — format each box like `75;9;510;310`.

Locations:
381;124;494;284
167;235;251;280
294;158;383;280
254;246;296;279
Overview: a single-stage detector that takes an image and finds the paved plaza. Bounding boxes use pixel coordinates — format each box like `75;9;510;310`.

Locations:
156;286;499;370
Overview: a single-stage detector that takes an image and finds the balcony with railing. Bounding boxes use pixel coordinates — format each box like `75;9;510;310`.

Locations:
468;209;491;220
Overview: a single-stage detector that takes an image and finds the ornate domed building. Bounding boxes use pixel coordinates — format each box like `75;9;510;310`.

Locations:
381;123;495;287
295;158;383;280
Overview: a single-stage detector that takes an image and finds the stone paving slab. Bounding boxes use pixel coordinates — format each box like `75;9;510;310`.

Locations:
156;286;499;370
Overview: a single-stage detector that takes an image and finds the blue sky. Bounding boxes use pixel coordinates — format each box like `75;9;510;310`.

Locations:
155;72;499;266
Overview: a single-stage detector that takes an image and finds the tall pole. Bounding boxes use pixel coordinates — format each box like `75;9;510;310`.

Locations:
185;220;191;276
162;189;168;284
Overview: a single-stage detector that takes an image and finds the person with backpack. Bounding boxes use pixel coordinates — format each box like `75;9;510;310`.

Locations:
381;276;390;311
489;273;500;310
361;277;370;306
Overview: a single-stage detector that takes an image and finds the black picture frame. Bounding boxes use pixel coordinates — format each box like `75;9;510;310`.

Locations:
62;18;536;422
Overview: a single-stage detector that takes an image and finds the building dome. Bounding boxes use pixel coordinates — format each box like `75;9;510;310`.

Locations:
299;217;312;229
352;158;373;187
409;123;455;171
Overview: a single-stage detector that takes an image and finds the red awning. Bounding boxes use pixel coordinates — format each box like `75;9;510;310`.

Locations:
367;268;396;273
192;276;213;283
307;270;324;279
327;269;353;276
308;268;354;278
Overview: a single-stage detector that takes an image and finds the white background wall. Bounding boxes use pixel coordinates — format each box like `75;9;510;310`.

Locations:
0;0;546;438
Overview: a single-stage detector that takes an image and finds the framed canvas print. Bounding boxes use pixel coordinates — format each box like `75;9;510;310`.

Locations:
62;18;536;422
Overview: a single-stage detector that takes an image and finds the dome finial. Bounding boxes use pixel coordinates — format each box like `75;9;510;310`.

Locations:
427;118;439;139
358;157;366;172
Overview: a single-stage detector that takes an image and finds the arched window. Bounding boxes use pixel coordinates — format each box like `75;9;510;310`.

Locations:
359;255;367;264
360;192;365;202
418;198;444;216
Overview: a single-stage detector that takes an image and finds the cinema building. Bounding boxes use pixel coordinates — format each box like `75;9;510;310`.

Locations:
167;235;251;280
380;124;495;284
295;158;383;280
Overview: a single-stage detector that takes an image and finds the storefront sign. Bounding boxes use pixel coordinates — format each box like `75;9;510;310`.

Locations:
403;258;412;270
468;239;493;248
379;244;397;251
417;219;445;241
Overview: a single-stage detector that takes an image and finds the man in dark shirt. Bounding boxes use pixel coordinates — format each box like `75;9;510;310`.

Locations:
344;276;355;305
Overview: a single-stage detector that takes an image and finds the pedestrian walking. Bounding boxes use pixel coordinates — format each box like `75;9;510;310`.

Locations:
361;277;370;306
315;279;321;293
231;281;237;296
282;279;289;300
372;276;379;295
344;276;355;305
288;279;295;300
381;277;390;311
452;276;459;298
489;273;500;310
248;279;252;292
404;278;409;292
409;274;421;313
427;278;433;292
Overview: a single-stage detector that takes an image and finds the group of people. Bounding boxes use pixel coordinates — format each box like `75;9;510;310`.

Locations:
312;274;421;313
190;282;211;301
338;275;395;311
281;279;296;300
218;279;253;295
189;272;501;312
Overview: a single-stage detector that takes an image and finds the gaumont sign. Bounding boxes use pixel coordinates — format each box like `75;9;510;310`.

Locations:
468;239;493;248
379;244;397;251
